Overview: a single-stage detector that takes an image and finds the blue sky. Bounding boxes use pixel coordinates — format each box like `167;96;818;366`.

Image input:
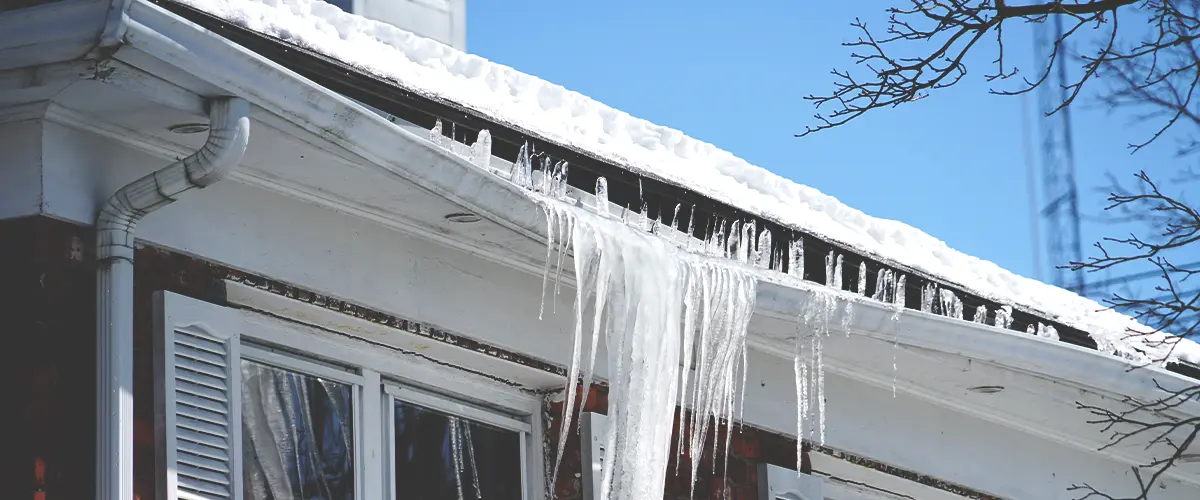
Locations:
468;1;1184;295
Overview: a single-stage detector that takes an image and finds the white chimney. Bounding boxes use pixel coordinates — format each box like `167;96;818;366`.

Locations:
331;0;466;50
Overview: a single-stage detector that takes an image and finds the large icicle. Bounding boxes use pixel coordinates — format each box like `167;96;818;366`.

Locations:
833;254;844;290
796;290;837;449
857;262;867;295
511;142;533;188
939;289;963;319
973;305;988;324
994;305;1014;329
872;269;892;302
755;229;772;268
470;129;492;171
537;194;758;500
789;238;805;279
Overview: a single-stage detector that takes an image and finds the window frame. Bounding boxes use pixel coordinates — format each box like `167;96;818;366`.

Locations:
158;290;546;500
240;343;368;500
383;384;533;500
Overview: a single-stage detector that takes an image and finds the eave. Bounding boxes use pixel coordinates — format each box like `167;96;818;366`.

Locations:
146;0;1200;381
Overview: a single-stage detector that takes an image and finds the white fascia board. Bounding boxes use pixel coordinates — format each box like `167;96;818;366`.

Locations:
118;0;1199;420
122;0;546;242
754;281;1200;417
0;0;109;71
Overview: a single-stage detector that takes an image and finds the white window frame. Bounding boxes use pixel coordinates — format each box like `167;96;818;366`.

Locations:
158;290;546;500
758;463;824;500
239;343;368;500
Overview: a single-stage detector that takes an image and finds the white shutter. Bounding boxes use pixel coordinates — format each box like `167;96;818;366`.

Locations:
758;463;824;500
155;291;243;500
580;412;608;500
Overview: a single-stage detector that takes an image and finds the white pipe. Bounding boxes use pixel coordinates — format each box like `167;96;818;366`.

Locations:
95;97;250;500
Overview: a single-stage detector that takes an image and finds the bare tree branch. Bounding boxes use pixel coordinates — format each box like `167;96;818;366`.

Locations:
797;0;1200;140
811;3;1200;498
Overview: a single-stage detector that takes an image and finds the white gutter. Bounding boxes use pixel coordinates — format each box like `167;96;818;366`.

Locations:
95;97;250;500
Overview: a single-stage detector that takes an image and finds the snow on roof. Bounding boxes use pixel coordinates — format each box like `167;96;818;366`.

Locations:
176;0;1199;366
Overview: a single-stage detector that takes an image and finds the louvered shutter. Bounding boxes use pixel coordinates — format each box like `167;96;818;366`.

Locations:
758;463;824;500
156;317;242;500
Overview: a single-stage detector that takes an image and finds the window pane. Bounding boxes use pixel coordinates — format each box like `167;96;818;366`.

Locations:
241;360;356;500
393;400;523;499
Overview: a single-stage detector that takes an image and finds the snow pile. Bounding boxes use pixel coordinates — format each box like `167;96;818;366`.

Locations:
175;0;1200;365
537;195;757;500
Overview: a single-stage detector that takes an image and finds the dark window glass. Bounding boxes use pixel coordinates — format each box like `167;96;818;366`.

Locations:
393;400;523;499
241;360;355;500
325;0;353;12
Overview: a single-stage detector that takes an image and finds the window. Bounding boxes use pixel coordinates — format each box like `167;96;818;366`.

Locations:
241;358;357;500
388;393;525;499
155;291;542;500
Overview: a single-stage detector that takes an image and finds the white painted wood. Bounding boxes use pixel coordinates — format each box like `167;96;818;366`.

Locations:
0;0;108;71
581;412;607;500
758;464;823;500
241;344;364;386
155;291;243;500
383;384;532;433
811;453;967;500
384;393;398;500
0;118;43;220
360;369;384;500
224;280;563;390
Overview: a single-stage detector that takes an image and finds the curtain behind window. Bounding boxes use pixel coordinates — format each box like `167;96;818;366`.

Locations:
242;361;355;500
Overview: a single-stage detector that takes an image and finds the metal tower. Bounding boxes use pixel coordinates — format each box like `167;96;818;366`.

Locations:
1034;15;1087;295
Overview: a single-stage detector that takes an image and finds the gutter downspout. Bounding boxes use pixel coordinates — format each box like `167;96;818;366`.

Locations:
96;97;250;500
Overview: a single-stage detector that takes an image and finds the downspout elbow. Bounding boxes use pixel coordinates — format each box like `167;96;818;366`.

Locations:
95;97;251;262
94;96;249;500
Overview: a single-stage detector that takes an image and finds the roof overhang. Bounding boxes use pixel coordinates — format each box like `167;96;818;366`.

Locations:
5;0;1200;487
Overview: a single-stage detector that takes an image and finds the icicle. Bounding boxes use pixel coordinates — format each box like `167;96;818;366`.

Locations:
856;262;867;295
1026;324;1037;335
727;220;742;260
872;269;890;302
551;160;569;199
755;230;772;268
788;238;805;279
430;119;444;144
538;205;559;320
511;143;533;188
534;196;758;500
994;305;1013;329
470;129;492;171
921;284;935;313
640;203;650;232
824;252;835;288
449;417;465;500
741;220;756;263
833;254;844;290
895;275;907;307
973;305;988;324
796;291;836;451
939;289;962;319
1038;323;1059;340
463;424;482;500
595;177;609;217
637;177;644;204
685;206;695;250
